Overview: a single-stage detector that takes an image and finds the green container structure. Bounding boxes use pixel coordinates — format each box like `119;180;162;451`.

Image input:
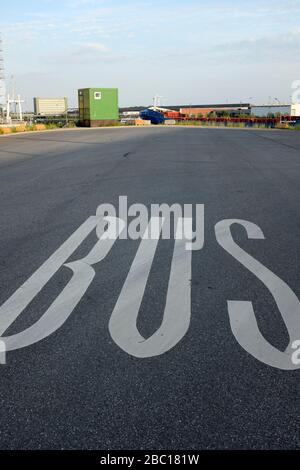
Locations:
78;88;119;127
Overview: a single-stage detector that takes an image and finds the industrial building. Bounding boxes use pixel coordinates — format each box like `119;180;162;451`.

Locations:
251;104;300;117
34;97;68;116
120;103;250;117
179;103;250;117
78;88;118;127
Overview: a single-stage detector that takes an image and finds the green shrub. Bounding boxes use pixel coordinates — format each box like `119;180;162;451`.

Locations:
66;121;76;128
45;123;59;130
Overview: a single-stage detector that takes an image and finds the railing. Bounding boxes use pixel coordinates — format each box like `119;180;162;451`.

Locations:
166;115;299;127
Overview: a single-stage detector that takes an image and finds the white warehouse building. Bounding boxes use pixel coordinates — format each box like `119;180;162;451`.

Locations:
251;104;300;117
34;97;68;116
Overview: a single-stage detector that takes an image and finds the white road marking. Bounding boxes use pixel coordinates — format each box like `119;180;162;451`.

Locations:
0;340;6;365
291;340;300;365
109;217;192;358
215;219;300;370
0;216;124;351
1;207;298;369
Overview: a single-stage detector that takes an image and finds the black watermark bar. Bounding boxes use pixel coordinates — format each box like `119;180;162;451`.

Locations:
0;450;298;467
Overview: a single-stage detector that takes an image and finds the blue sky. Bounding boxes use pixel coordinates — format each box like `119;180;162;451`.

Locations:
1;0;300;109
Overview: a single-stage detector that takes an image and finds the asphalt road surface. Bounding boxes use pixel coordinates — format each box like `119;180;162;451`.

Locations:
0;126;299;450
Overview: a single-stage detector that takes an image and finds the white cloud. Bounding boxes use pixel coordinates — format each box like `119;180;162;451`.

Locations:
211;31;300;64
2;0;300;106
77;42;109;53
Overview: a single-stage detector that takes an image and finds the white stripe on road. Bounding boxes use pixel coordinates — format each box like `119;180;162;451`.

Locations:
215;219;300;370
0;216;124;351
109;217;192;358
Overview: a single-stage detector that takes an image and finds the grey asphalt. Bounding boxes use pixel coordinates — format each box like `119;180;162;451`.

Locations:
0;126;299;450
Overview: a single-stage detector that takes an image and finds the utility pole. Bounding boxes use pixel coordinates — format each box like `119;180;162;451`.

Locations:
0;33;6;119
6;94;24;123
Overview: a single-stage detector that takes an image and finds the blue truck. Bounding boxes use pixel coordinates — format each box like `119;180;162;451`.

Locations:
140;109;165;125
